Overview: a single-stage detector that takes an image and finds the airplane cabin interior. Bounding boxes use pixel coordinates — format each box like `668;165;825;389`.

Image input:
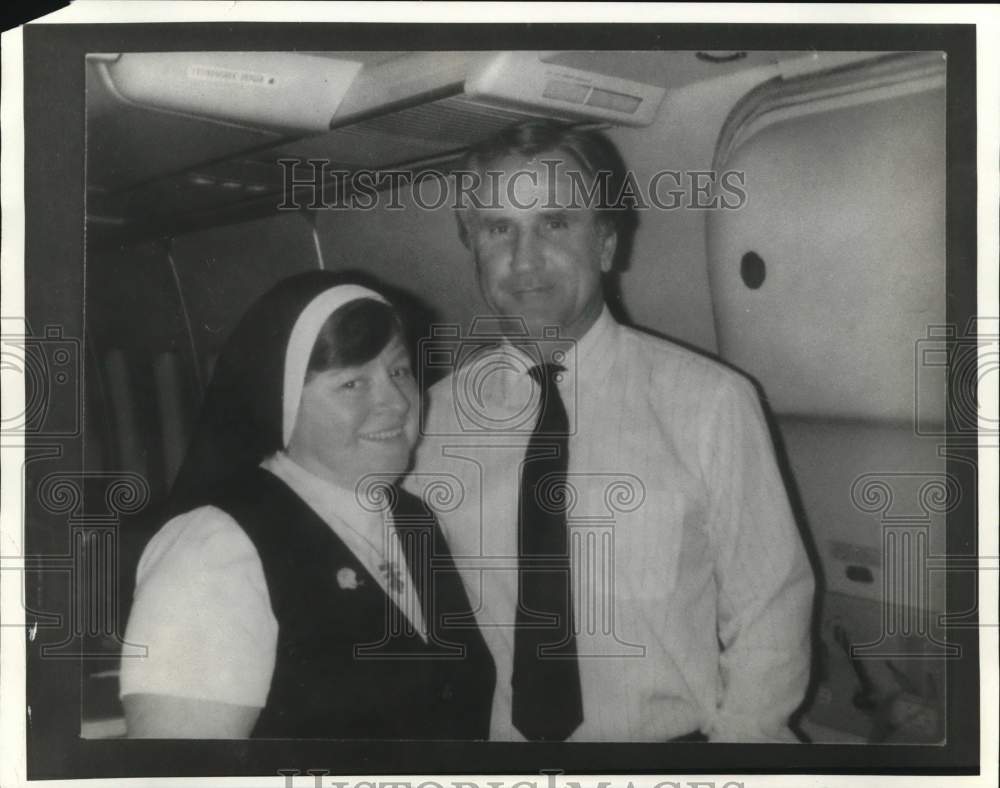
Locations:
75;48;952;745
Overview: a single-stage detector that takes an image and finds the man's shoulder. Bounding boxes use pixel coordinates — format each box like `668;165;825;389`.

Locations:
615;322;752;394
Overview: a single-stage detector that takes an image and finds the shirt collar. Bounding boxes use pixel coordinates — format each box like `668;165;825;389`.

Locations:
260;451;391;551
465;305;619;413
494;304;616;377
565;304;616;381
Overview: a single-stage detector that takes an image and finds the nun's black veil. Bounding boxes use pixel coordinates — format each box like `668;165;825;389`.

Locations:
168;270;373;516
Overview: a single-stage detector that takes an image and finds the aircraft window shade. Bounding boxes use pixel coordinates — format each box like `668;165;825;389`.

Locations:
707;79;945;422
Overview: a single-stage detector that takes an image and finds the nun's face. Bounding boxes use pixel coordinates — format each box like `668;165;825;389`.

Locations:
287;336;418;489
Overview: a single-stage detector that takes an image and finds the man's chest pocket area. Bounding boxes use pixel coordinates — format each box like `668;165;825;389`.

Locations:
601;485;692;607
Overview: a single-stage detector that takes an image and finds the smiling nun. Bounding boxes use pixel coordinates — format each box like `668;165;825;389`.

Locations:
120;271;495;739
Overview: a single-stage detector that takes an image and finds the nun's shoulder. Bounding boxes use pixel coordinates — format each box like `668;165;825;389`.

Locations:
134;505;263;589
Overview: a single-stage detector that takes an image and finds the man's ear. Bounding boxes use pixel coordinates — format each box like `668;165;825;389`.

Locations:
599;227;618;273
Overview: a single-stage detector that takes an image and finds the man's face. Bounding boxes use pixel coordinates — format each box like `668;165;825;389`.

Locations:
463;152;617;340
287;337;419;490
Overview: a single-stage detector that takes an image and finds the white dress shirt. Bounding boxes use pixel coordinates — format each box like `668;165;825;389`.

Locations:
408;306;815;742
120;452;425;707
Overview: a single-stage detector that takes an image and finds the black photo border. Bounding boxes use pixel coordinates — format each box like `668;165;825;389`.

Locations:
17;19;980;780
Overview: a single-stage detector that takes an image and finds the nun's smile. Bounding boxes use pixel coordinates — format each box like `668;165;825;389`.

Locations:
287;337;419;489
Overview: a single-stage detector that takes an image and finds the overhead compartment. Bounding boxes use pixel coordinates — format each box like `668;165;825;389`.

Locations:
86;51;668;243
90;51;364;132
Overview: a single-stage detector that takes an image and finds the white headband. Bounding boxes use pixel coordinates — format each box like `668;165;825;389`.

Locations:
282;284;389;446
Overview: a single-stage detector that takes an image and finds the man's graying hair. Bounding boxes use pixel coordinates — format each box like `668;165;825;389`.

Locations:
455;120;632;247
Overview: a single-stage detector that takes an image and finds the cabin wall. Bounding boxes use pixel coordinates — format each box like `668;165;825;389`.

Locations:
169;212;320;377
708;86;947;421
604;66;777;351
704;79;948;742
313;182;483;336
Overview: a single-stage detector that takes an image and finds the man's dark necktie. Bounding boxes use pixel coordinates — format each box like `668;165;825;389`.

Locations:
511;362;583;741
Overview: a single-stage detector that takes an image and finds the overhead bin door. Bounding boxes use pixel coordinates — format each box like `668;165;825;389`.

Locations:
707;54;950;743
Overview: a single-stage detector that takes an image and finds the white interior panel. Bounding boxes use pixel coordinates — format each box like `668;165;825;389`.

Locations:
707;86;946;421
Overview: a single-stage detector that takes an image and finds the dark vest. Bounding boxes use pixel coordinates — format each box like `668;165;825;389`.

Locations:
211;468;495;739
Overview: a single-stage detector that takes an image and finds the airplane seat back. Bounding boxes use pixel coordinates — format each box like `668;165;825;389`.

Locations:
706;68;948;742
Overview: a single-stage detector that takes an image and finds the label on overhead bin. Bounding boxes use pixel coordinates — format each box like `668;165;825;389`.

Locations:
105;53;362;131
187;65;278;89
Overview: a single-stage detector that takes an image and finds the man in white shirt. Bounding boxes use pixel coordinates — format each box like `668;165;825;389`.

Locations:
409;120;815;743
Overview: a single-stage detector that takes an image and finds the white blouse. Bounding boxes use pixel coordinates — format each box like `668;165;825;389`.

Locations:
119;452;425;708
